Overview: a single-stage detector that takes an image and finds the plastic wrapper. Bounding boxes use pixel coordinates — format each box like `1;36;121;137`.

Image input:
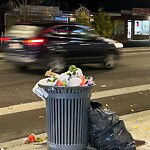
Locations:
88;102;136;150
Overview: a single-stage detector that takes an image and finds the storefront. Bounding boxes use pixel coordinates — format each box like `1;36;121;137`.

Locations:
112;8;150;42
131;8;150;40
58;8;150;42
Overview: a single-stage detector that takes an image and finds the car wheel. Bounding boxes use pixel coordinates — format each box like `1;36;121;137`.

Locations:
103;53;118;69
47;56;66;73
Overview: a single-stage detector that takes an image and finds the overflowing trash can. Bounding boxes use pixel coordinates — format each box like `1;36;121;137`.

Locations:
39;85;93;150
33;65;95;150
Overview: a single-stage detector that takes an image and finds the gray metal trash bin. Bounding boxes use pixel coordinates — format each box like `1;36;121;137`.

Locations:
39;85;93;150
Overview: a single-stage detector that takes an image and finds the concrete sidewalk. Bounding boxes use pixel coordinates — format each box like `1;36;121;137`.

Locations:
1;110;150;150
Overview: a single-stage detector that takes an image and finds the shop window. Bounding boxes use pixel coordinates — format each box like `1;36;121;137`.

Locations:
134;20;150;35
114;20;125;35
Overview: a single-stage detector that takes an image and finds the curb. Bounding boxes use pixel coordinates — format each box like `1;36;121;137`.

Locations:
122;47;150;53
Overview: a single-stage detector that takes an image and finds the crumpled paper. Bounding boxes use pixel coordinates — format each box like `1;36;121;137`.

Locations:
32;78;50;100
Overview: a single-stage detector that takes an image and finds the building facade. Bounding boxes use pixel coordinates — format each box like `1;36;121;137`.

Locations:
111;8;150;42
1;6;150;43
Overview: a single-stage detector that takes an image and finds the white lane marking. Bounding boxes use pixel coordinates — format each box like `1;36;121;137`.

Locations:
0;101;46;116
0;84;150;116
91;84;150;99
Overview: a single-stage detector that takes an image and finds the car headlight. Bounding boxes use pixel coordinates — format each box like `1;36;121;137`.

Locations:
102;38;123;48
113;42;123;48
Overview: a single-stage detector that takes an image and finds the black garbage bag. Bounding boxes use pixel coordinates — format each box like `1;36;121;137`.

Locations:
88;101;136;150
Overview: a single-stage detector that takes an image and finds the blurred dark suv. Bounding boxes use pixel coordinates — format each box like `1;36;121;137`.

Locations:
2;21;123;73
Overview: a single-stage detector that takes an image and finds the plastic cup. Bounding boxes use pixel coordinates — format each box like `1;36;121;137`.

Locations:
69;77;82;86
27;133;36;143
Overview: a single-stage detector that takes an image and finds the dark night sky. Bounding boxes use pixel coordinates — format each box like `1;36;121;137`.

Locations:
61;0;150;12
0;0;150;12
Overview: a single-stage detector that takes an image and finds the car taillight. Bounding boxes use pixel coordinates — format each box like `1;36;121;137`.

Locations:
0;37;10;41
23;38;45;46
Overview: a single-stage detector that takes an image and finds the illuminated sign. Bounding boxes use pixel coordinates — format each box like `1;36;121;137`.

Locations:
132;8;150;16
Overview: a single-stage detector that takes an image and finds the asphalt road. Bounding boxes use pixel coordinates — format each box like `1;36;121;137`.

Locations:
0;50;150;142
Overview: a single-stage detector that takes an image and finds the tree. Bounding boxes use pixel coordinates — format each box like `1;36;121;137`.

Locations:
8;0;43;21
91;8;113;38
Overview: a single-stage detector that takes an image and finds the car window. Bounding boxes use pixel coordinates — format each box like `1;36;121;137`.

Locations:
68;26;98;40
52;26;70;37
69;26;86;38
41;25;99;40
49;25;87;38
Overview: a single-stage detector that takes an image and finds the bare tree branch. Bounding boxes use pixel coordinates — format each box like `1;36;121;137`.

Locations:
31;0;43;5
8;0;44;21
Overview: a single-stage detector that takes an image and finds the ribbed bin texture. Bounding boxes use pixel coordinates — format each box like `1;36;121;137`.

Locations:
40;85;92;150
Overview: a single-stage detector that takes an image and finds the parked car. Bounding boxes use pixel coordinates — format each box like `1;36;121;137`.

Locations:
2;21;123;73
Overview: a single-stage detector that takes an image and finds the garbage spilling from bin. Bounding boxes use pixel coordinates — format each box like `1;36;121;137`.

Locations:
44;65;95;87
32;65;95;100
